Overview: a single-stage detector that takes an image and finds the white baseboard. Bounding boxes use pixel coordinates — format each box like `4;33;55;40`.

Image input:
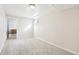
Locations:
35;37;79;55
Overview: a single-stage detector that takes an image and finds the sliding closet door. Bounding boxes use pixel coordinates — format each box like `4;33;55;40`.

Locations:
17;18;33;40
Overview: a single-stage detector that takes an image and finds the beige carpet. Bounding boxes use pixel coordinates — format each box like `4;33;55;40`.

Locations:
0;38;74;55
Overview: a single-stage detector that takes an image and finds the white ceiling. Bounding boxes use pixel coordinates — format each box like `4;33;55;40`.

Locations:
2;4;79;19
3;4;36;18
53;4;79;11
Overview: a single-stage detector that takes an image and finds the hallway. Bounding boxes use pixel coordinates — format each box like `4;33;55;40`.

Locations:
0;38;73;55
0;4;79;55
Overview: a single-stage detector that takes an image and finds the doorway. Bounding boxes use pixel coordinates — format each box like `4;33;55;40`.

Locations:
7;17;17;39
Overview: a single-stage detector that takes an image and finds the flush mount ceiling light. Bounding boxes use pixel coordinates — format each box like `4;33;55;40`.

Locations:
29;4;36;9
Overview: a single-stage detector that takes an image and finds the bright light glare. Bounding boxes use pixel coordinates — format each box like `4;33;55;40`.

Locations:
30;5;35;9
34;20;38;23
29;4;35;9
24;24;32;31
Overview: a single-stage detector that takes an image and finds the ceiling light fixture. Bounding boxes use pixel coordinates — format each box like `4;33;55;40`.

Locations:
29;4;36;9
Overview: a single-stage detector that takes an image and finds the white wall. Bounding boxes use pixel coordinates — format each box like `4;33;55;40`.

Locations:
61;6;79;54
0;5;7;52
34;6;79;54
17;17;33;40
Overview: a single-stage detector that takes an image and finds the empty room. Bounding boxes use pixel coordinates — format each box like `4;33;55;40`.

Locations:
0;4;79;55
